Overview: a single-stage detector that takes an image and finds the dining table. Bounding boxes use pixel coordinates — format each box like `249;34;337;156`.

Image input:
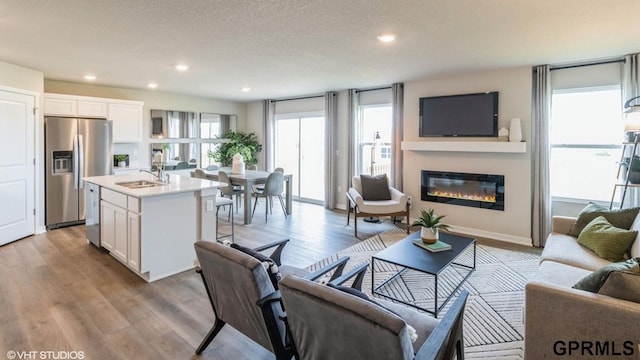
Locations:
193;167;293;224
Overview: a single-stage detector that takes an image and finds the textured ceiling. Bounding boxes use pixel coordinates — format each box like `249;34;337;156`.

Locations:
2;0;640;101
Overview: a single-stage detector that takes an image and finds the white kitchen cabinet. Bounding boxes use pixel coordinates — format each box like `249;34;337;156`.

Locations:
100;187;141;270
109;102;143;143
44;93;144;143
78;100;108;117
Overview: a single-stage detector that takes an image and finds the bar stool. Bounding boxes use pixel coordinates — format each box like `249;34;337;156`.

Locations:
215;197;234;243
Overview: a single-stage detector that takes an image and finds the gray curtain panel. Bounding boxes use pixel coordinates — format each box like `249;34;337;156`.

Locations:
263;99;276;171
347;89;359;188
531;65;552;247
622;53;640;207
391;83;404;190
325;91;338;209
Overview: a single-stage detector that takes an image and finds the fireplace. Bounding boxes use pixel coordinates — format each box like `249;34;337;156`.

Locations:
421;171;505;211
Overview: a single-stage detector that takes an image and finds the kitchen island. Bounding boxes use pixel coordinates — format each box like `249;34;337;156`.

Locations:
84;173;224;282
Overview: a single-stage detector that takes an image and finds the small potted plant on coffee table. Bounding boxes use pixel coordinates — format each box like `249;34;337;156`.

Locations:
412;208;451;244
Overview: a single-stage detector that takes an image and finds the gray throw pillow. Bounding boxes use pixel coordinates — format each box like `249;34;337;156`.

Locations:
360;174;391;201
572;258;640;293
598;270;640;303
568;202;639;237
231;243;282;289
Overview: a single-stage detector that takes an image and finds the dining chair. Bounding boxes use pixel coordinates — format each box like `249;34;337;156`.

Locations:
174;161;189;169
254;167;284;197
252;171;286;223
218;170;243;212
206;164;219;170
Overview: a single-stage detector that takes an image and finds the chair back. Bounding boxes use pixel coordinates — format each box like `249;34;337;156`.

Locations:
206;165;219;170
189;158;197;163
415;290;468;360
280;275;415;360
274;167;284;173
218;170;235;197
263;171;284;196
174;161;189;169
193;169;206;179
352;176;363;194
194;241;286;353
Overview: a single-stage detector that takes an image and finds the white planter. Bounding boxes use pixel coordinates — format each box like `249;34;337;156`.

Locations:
118;161;126;168
420;227;439;244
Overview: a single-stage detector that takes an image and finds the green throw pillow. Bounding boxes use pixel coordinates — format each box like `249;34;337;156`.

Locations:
568;202;639;237
573;258;640;293
577;216;638;262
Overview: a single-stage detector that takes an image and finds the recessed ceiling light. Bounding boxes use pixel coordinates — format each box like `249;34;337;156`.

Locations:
175;64;189;72
83;74;96;81
377;34;396;43
147;82;159;89
241;87;251;92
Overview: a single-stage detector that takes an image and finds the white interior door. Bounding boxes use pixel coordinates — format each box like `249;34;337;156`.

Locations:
0;90;35;245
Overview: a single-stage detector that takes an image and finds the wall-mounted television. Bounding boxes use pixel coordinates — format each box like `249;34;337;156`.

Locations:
419;91;498;137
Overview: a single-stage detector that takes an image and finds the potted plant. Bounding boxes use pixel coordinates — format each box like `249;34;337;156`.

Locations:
412;208;451;244
207;130;262;167
114;154;128;168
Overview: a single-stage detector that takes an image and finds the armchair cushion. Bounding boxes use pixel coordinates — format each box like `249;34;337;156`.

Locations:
231;243;282;289
360;174;391;200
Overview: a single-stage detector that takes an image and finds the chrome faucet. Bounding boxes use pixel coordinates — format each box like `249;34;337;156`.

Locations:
140;168;169;183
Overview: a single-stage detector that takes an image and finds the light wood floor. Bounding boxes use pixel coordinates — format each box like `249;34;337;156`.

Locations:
0;202;404;360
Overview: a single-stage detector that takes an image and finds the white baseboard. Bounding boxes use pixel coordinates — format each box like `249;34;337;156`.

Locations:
448;224;532;247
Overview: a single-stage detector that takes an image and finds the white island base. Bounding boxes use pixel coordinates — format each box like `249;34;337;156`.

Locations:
85;173;222;282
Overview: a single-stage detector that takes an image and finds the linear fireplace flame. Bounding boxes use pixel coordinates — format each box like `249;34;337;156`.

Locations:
421;170;505;211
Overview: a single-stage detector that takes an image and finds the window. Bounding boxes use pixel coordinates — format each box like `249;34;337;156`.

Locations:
550;86;623;202
359;105;392;176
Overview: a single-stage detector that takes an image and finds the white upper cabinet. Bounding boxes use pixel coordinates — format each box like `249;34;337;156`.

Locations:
44;93;144;143
108;103;143;143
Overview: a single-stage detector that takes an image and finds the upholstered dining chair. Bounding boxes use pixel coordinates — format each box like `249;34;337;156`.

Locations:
218;170;243;212
347;174;410;237
193;239;362;359
252;171;286;223
279;274;469;360
254;167;284;200
174;160;189;169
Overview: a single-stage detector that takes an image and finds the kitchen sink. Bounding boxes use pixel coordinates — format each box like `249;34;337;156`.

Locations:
115;180;168;189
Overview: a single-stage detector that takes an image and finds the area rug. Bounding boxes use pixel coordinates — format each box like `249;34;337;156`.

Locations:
307;228;540;359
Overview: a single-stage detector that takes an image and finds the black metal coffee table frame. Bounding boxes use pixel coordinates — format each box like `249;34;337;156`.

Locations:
371;231;476;317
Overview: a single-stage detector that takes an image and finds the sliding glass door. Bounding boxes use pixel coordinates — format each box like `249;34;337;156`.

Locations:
275;113;325;204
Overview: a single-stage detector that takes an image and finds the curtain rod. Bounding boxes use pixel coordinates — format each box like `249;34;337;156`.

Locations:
356;86;392;93
272;95;324;103
549;58;625;71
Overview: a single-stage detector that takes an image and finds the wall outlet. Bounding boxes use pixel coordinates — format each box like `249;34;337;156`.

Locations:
206;199;214;212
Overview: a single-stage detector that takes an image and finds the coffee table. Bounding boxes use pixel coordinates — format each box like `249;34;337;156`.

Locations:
371;231;476;317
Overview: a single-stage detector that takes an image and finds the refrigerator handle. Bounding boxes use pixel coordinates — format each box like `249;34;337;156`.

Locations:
78;134;84;189
73;135;79;189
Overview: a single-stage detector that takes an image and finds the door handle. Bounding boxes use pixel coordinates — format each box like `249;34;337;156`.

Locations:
78;134;84;189
73;135;79;189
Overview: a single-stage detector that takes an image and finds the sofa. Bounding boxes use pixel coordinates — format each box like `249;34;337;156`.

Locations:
524;214;640;359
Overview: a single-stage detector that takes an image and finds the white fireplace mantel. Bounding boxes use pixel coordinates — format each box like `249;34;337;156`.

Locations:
401;141;526;154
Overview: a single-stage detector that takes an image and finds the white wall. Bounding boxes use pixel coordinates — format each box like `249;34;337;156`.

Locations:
44;80;246;167
403;67;533;245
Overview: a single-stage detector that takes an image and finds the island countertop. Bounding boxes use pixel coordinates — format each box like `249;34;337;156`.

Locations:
84;172;225;198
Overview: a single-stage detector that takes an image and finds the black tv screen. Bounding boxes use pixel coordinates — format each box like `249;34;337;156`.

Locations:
419;92;498;137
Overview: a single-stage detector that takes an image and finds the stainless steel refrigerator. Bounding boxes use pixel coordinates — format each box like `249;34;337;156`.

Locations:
45;117;113;229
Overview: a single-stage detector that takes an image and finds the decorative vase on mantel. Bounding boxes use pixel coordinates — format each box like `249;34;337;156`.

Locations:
420;227;439;244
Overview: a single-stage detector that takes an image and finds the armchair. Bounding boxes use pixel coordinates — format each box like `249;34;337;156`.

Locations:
193;239;360;359
347;175;410;237
279;274;469;360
